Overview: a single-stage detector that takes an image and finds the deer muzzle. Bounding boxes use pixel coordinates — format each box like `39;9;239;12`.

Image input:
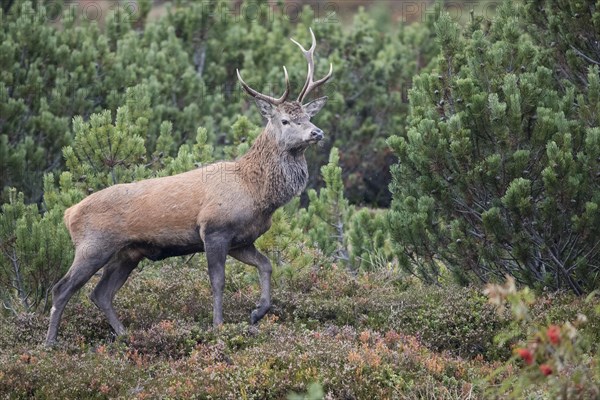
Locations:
310;128;324;142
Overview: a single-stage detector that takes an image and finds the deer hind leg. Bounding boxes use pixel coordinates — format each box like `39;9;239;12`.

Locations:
229;244;272;324
89;248;142;336
46;243;114;346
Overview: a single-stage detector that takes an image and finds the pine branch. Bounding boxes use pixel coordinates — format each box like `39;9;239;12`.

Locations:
569;44;600;66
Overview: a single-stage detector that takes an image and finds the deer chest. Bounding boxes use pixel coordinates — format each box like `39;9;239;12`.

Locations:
230;214;272;248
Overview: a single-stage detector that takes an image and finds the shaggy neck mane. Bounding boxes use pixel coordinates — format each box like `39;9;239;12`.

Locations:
237;124;308;213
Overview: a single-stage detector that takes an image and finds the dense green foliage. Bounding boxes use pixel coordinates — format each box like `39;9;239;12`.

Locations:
0;0;439;206
0;189;72;313
525;0;600;90
389;1;600;293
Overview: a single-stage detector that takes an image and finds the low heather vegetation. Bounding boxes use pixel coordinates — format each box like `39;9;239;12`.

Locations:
1;261;599;398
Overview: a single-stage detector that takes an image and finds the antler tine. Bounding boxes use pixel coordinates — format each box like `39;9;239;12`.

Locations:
290;27;333;103
237;66;291;105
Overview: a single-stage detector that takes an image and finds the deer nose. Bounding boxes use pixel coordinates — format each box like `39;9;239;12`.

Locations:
310;128;324;141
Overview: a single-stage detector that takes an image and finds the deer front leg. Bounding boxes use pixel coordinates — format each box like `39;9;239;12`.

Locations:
204;233;230;326
229;244;272;324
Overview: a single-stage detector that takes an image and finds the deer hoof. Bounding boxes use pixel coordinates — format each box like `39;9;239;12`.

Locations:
250;310;260;325
250;305;271;325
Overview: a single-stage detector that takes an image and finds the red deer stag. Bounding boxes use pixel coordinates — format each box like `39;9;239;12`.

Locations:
45;28;333;346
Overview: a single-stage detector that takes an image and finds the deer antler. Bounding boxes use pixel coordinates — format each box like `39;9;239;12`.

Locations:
237;66;291;105
291;27;333;103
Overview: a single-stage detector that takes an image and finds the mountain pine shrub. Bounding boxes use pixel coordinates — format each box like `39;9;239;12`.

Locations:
0;189;72;313
299;147;351;266
388;1;600;293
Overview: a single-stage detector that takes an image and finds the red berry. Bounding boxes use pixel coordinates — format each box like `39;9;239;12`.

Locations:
540;364;553;376
547;325;561;345
516;348;534;365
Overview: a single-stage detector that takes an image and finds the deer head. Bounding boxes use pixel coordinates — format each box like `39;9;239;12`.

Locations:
236;28;333;152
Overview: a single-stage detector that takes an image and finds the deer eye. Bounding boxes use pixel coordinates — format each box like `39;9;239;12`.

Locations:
281;119;290;125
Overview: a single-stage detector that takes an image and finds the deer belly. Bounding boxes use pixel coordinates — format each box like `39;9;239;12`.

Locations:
141;243;205;261
134;226;204;261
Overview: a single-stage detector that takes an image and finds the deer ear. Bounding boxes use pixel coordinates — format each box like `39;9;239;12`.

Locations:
303;96;328;117
254;99;277;119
